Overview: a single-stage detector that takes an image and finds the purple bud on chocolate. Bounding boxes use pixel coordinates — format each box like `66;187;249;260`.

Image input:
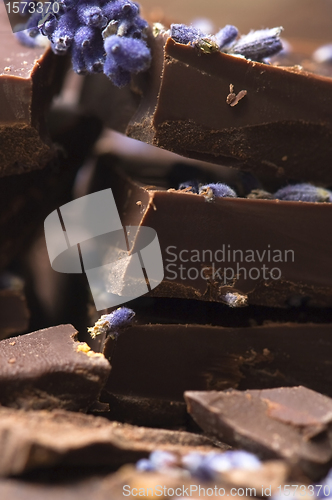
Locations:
104;35;151;73
104;53;132;86
77;5;107;28
178;180;200;194
88;307;135;339
230;27;283;61
51;10;80;54
274;183;332;203
39;13;58;37
136;459;155;472
199;183;237;199
215;25;238;49
221;292;247;307
103;0;139;22
58;0;79;12
313;44;332;64
106;307;135;330
149;450;177;469
126;16;149;39
170;23;206;45
204;451;261;475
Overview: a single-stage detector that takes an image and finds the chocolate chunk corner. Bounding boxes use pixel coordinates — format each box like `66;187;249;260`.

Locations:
185;386;332;478
0;324;111;411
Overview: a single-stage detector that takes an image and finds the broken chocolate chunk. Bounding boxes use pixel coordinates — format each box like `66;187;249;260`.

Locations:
185;386;332;478
102;319;332;429
0;324;110;411
89;162;332;308
128;35;332;184
0;406;218;476
0;2;67;177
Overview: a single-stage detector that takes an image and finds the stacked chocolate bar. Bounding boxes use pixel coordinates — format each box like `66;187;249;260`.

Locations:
1;0;332;497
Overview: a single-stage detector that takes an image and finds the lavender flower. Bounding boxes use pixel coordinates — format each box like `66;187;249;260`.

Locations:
230;27;283;61
136;458;155;472
170;23;207;45
182;451;260;480
274;183;332;203
199;183;237;201
215;25;238;50
178;180;200;194
221;292;248;307
88;307;135;339
17;0;151;87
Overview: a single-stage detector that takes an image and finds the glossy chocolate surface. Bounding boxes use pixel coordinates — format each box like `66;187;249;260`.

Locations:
185;386;332;478
0;325;110;411
128;36;332;184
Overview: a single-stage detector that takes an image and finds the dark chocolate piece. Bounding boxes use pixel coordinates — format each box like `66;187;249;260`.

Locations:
102;321;332;429
185;387;332;478
0;406;218;476
89;162;332;308
0;325;110;411
128;34;332;184
0;3;67;177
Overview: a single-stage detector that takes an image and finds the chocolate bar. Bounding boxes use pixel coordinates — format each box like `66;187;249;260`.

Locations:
102;317;332;429
128;34;332;184
185;386;332;478
0;406;218;476
0;325;110;411
89;160;332;308
0;2;67;177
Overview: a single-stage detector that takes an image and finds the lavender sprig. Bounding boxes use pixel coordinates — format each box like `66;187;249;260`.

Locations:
16;0;151;87
274;183;332;203
229;27;283;61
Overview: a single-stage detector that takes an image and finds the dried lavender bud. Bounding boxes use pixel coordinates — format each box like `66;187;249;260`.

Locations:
178;180;200;194
39;13;58;38
51;10;80;54
203;451;261;476
221;292;248;307
215;25;238;49
313;44;332;64
88;307;135;340
149;450;177;469
136;459;155;472
182;451;260;480
103;54;132;86
247;189;273;200
103;0;139;23
199;183;237;201
77;5;108;28
58;0;79;12
126;16;149;39
274;183;332;203
170;23;207;45
104;35;151;73
230;27;283;61
15;29;48;48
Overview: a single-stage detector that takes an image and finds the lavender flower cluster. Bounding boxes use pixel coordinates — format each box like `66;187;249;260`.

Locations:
18;0;151;87
136;450;261;480
170;23;283;62
179;180;332;204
